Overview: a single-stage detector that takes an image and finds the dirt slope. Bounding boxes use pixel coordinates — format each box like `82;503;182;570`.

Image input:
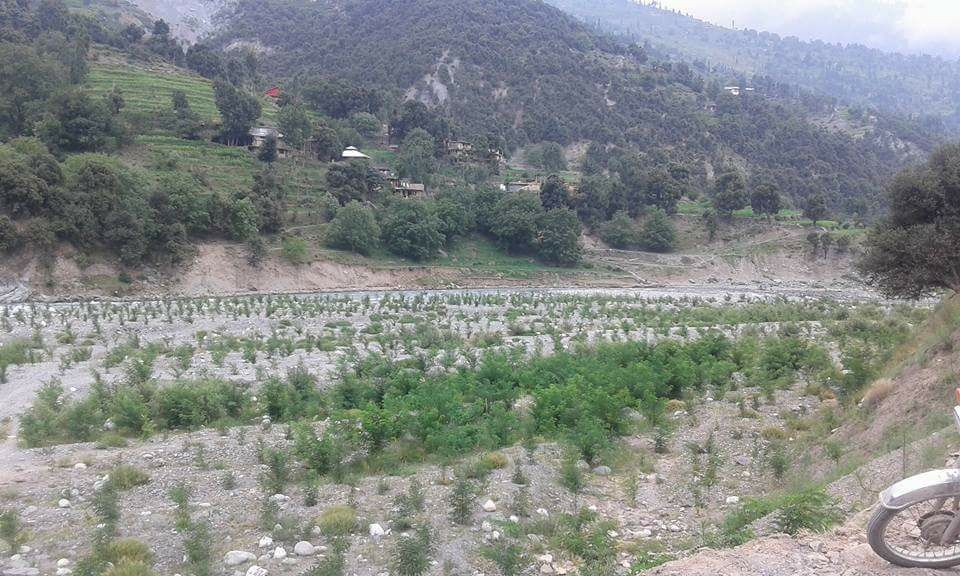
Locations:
647;514;959;575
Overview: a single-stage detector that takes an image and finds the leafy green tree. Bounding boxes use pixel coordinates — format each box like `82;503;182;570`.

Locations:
0;154;49;217
433;195;473;243
350;112;381;139
701;208;719;241
575;175;612;226
229;198;259;241
326;161;382;204
858;144;960;297
751;183;783;218
0;43;67;137
327;201;380;256
258;135;278;163
381;199;444;261
638;208;676;253
490;192;544;252
527;141;566;172
643;168;682;215
278;104;313;149
311;119;343;162
37;88;121;154
599;210;637;249
0;215;21;252
213;80;261;145
803;192;829;225
171;91;203;140
539;175;570;211
538;207;582;266
712;171;749;217
246;169;286;233
397;128;436;183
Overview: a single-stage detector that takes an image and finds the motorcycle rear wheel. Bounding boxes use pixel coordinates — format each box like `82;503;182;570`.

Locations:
868;502;960;568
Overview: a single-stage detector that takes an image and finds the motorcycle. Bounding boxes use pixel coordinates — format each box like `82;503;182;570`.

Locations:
868;388;960;568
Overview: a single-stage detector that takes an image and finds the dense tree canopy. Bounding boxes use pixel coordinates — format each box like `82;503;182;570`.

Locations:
858;144;960;298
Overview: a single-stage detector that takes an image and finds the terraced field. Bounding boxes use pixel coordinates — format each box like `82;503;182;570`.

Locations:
87;63;221;121
133;135;259;193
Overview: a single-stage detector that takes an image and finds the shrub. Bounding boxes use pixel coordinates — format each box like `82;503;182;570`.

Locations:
184;520;213;576
0;509;24;551
862;377;895;410
110;464;150;490
391;525;432;576
638;208;676;253
326;201;380;256
559;452;584;495
281;236;310;265
102;560;156;576
448;476;477;525
599;211;637;249
481;541;524;576
103;539;154;565
260;447;290;495
318;506;358;537
774;487;842;535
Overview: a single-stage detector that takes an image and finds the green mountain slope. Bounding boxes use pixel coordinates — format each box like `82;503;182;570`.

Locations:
546;0;960;133
211;0;938;214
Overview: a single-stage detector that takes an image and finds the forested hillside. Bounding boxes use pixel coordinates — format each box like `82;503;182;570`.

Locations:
546;0;960;133
212;0;936;215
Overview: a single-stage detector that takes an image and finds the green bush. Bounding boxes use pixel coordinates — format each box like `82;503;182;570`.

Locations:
326;200;380;256
110;464;150;490
391;525;432;576
281;236;310;265
318;506;358;537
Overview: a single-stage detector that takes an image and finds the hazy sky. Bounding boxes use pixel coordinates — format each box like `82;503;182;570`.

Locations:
656;0;960;59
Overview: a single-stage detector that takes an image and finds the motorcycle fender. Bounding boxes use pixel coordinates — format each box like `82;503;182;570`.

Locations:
880;469;960;511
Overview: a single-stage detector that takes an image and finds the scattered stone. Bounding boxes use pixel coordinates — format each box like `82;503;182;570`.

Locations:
481;521;493;532
272;547;286;560
57;499;71;509
482;499;497;512
369;523;386;538
56;560;70;569
224;551;257;566
258;536;274;549
592;465;612;476
72;463;86;470
245;566;268;576
725;496;741;505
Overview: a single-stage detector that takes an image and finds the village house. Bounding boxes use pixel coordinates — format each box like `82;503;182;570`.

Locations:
503;179;542;194
341;146;371;160
444;139;505;166
248;127;292;158
385;175;428;198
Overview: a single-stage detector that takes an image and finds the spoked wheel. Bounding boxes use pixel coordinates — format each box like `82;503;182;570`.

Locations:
868;496;960;568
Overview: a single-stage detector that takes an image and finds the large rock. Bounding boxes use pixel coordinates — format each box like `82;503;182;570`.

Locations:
224;551;257;566
482;499;497;512
592;465;612;476
293;542;315;556
369;523;386;538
